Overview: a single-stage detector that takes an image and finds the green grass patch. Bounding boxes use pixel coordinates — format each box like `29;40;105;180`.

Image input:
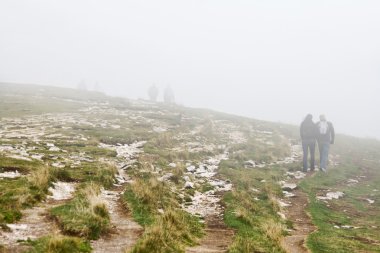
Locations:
129;209;203;253
26;235;91;253
50;183;110;240
0;165;53;224
219;165;287;253
300;162;380;252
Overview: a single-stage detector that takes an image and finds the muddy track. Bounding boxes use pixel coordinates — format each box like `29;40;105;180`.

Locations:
0;199;64;253
186;215;235;253
91;186;143;253
280;185;316;253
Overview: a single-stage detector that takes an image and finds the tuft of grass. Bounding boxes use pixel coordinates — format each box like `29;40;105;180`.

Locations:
261;219;286;243
220;165;287;253
0;163;54;224
26;235;91;253
28;166;51;199
51;183;110;240
122;177;174;226
228;235;265;253
128;209;203;253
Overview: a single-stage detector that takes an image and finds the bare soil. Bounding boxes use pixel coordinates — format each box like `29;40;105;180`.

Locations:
0;200;64;253
186;215;235;253
91;188;143;253
280;176;316;253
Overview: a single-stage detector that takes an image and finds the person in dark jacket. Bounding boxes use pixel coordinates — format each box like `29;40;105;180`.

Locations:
316;114;335;172
300;114;317;172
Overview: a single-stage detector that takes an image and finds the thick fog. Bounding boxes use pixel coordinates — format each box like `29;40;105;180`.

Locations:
1;1;379;139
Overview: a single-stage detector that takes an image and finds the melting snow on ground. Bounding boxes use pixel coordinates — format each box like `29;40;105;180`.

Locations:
317;191;344;201
0;170;22;179
48;182;76;200
182;151;232;218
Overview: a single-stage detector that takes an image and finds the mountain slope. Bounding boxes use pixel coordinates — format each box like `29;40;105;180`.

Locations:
0;83;379;253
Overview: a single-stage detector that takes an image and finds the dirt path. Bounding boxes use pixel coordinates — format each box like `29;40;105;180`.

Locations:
90;186;143;253
0;199;63;253
186;215;234;253
280;173;316;253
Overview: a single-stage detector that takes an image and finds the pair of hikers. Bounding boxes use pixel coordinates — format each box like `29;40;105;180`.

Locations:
300;114;335;172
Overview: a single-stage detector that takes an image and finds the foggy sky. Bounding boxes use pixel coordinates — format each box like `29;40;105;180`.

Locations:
1;1;379;139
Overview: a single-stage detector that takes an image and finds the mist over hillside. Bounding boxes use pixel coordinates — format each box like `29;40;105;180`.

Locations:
1;1;380;139
0;83;379;253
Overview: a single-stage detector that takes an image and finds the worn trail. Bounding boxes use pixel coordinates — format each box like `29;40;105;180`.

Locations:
186;215;234;253
281;187;315;253
280;172;316;253
91;186;143;253
0;199;63;253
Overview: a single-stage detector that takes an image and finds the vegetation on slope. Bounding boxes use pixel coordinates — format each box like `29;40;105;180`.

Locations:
51;183;110;240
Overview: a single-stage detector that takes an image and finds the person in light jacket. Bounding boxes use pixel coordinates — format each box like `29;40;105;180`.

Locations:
316;114;335;172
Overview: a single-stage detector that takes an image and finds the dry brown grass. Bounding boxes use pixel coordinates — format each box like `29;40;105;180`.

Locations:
261;219;286;242
28;165;50;191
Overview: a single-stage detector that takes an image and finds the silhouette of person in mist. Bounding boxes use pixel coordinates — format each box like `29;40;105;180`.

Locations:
300;114;317;172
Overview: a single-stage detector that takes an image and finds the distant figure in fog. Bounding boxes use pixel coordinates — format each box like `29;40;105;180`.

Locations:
300;114;317;172
163;85;175;104
148;84;159;102
316;115;335;172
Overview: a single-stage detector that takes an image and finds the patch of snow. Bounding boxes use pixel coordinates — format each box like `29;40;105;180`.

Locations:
277;199;291;208
251;188;260;193
277;212;286;219
280;181;297;191
8;155;32;161
317;191;344;200
48;182;76;200
0;170;22;179
168;163;177;168
49;146;60;152
184;182;195;189
158;173;174;182
286;171;306;180
7;224;28;231
153;126;167;133
283;191;296;198
186;165;196;172
31;154;44;160
244;160;256;168
99;141;146;160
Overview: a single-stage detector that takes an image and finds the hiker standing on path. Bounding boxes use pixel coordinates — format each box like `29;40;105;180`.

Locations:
316;115;335;172
300;114;317;172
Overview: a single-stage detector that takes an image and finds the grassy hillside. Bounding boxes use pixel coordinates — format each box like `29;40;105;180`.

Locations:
0;83;379;253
